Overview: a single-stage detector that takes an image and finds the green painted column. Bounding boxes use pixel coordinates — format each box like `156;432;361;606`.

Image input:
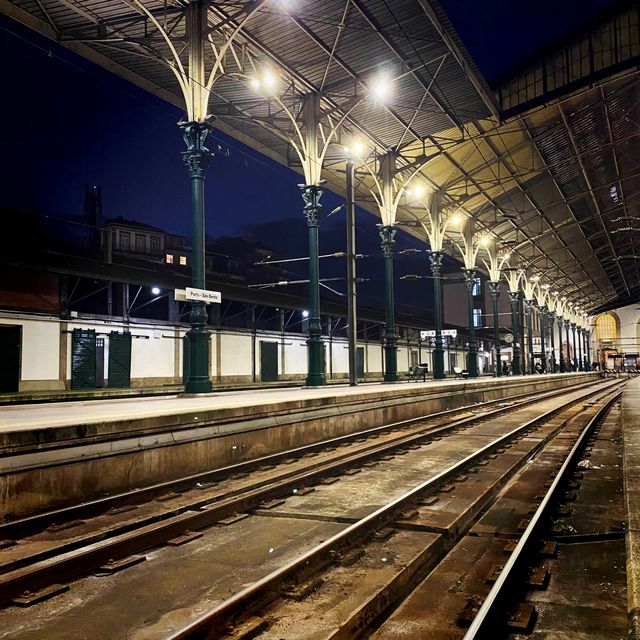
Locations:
549;311;557;372
565;320;572;370
489;282;501;376
572;323;578;371
464;269;479;377
558;316;565;372
539;306;547;372
181;120;213;394
509;292;522;375
430;251;446;379
586;330;591;369
379;225;398;382
525;299;535;374
300;184;326;386
577;327;584;371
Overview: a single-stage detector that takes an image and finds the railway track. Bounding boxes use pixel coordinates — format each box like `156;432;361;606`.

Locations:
0;378;624;640
161;380;625;640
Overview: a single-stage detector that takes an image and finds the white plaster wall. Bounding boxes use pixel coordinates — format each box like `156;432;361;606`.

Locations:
330;339;349;375
129;326;175;379
284;335;307;375
0;316;59;381
221;332;252;377
367;343;383;373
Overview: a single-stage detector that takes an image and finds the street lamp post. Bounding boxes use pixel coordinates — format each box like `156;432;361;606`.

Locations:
345;158;357;386
489;282;501;376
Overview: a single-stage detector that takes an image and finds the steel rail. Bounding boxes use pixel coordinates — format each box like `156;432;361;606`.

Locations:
163;381;624;640
0;380;614;604
462;388;624;639
0;377;599;540
0;380;604;578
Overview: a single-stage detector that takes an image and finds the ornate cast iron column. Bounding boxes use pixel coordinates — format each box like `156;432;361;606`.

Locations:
549;312;557;372
380;226;398;382
577;327;584;371
509;291;521;375
585;330;591;369
489;282;501;376
539;306;547;373
525;299;535;374
181;120;214;393
565;320;572;370
558;316;565;372
300;184;326;386
571;323;578;371
430;251;446;379
464;269;479;377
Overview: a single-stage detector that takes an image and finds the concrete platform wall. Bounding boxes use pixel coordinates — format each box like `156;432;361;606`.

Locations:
0;373;596;518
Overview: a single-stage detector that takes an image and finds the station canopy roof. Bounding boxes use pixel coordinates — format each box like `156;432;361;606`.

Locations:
3;0;640;314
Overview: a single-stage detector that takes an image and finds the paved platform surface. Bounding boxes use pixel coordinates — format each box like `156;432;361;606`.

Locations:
623;376;640;639
0;373;588;434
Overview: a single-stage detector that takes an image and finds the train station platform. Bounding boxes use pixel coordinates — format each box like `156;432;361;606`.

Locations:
623;376;640;639
1;372;597;520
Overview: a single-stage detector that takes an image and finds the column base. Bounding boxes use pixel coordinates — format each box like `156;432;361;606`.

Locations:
383;373;399;383
433;349;446;379
306;338;326;387
184;328;212;394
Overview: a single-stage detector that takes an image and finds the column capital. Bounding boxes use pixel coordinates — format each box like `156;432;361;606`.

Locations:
379;225;396;257
463;268;477;291
299;184;324;227
488;281;500;298
429;250;443;275
180;120;214;178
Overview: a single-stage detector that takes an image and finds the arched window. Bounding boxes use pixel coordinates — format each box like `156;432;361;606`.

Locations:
595;313;618;344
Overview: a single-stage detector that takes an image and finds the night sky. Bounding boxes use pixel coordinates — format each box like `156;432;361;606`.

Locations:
0;1;621;313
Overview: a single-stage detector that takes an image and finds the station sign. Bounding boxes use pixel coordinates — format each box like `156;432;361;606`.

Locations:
174;287;221;304
420;329;457;340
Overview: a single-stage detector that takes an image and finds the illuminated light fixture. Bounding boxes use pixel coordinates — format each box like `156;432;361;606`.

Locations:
413;185;425;198
503;251;511;259
480;236;490;246
450;213;462;226
344;141;365;157
302;310;309;318
530;275;540;282
151;287;161;295
250;77;260;89
263;70;277;87
541;283;550;289
551;290;559;295
368;73;392;102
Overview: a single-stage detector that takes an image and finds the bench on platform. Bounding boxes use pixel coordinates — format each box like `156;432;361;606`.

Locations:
453;367;470;379
408;364;429;381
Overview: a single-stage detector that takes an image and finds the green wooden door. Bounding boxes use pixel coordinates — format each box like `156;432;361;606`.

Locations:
108;331;132;388
260;341;278;382
71;329;96;389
